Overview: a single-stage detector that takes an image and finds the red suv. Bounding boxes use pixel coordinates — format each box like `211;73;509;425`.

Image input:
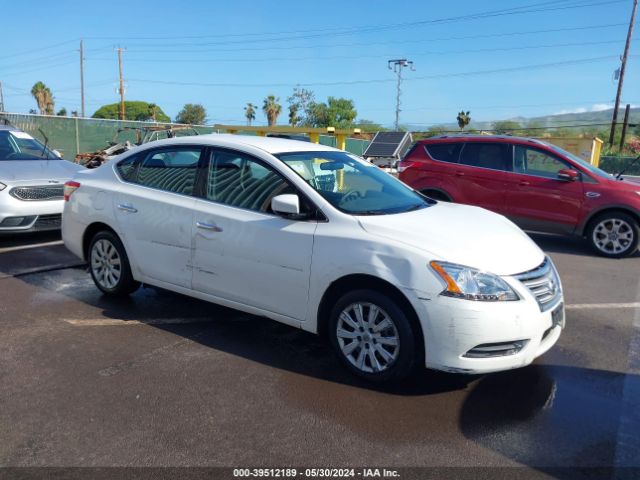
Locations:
399;135;640;258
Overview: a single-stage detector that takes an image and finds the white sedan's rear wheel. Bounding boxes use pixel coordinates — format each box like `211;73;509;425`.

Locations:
89;231;139;296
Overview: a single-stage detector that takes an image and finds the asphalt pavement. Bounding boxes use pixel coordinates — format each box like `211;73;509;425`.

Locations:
0;232;638;479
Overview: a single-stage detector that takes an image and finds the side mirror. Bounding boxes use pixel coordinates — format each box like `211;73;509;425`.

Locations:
271;194;301;217
557;168;579;182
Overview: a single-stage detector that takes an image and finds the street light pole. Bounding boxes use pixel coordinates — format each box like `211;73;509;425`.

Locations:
388;59;414;131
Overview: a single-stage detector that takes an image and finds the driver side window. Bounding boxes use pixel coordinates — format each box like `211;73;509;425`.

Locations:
206;150;303;214
514;146;572;179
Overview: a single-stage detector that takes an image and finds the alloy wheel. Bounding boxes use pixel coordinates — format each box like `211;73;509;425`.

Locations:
592;218;635;255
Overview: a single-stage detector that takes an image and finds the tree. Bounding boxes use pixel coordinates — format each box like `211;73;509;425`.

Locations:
262;95;282;126
148;103;158;122
175;103;206;124
492;120;521;135
31;82;54;115
456;110;471;130
71;110;78;117
287;87;315;126
244;102;256;126
56;108;67;116
92;101;170;122
288;105;299;127
306;97;357;128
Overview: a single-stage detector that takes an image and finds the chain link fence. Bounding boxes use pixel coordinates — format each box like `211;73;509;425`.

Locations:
0;113;370;160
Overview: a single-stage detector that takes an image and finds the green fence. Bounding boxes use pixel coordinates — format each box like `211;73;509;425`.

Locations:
599;156;640;176
0;113;370;159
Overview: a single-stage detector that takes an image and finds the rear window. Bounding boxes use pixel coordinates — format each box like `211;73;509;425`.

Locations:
459;142;512;171
424;143;461;163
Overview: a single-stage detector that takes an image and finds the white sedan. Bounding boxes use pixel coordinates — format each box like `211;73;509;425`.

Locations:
62;135;564;382
0;125;84;233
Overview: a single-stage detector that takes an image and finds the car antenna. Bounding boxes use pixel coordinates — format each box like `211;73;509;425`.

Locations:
615;153;640;180
38;128;50;159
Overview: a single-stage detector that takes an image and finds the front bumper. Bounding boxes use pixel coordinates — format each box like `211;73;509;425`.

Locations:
0;191;64;233
406;275;564;375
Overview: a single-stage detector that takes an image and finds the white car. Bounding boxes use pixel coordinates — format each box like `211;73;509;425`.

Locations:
0;125;84;233
62;135;564;382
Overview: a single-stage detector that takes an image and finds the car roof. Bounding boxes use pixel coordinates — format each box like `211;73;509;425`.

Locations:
419;134;548;146
129;133;340;155
0;124;21;132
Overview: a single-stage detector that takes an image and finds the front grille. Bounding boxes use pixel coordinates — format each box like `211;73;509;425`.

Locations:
33;214;62;231
514;257;561;312
9;185;64;201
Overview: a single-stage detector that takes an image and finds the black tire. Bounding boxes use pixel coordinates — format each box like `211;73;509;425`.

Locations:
586;211;639;258
421;190;451;202
88;230;140;296
328;289;419;383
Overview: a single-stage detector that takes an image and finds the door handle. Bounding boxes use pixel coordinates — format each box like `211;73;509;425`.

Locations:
196;221;223;232
117;203;138;213
519;180;530;186
454;171;465;177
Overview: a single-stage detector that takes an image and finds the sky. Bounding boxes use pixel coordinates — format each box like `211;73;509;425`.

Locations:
1;0;638;128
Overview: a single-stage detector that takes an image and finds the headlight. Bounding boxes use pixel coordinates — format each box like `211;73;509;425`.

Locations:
430;261;519;301
0;182;6;191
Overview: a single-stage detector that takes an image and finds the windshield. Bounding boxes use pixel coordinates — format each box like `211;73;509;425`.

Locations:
276;151;430;215
0;130;59;161
545;143;612;179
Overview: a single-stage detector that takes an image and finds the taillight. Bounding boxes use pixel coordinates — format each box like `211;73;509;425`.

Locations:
64;181;80;201
397;160;420;173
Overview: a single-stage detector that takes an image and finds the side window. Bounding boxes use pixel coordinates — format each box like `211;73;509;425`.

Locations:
116;153;139;182
206;150;298;213
136;147;202;195
514;146;571;179
424;143;461;163
459;143;512;171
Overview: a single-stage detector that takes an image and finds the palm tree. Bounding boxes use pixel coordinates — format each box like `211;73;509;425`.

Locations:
456;110;471;131
262;95;281;127
31;82;51;115
148;103;158;122
244;102;256;126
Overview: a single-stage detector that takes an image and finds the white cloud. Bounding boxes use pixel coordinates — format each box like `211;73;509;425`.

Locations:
554;107;587;115
591;103;613;112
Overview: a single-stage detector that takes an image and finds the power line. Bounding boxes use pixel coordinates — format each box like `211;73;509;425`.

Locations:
128;55;618;88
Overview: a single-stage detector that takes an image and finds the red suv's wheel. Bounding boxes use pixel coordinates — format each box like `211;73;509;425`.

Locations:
586;212;639;258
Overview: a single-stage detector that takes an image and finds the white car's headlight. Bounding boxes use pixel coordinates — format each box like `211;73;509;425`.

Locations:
0;182;6;191
430;261;519;301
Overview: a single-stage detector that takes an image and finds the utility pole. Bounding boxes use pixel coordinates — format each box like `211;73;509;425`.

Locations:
116;47;126;120
388;59;414;130
619;104;631;150
0;81;4;112
79;40;85;118
608;0;637;147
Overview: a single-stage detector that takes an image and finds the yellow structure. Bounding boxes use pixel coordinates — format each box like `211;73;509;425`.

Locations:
213;124;361;151
536;137;604;167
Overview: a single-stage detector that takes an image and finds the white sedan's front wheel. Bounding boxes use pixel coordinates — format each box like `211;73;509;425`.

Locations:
329;289;419;382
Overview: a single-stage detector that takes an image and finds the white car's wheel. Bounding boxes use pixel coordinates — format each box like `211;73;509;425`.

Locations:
329;289;419;382
89;231;139;296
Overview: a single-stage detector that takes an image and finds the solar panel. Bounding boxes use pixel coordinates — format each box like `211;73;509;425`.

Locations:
363;131;413;159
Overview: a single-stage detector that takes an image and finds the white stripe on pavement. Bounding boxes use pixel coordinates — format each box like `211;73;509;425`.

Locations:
0;240;64;254
566;303;640;310
64;317;211;326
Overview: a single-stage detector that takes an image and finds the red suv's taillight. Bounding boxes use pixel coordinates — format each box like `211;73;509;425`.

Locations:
397;160;420;173
63;181;80;201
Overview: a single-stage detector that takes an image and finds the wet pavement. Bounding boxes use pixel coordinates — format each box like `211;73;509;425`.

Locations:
0;232;639;478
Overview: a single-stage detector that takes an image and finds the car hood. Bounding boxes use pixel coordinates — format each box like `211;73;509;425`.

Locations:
356;202;545;276
0;160;84;184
